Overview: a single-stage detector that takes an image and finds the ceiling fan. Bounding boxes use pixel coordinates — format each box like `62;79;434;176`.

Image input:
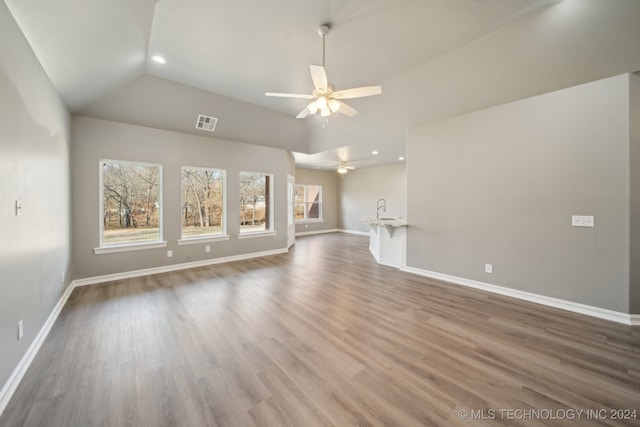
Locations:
266;24;382;119
336;162;356;174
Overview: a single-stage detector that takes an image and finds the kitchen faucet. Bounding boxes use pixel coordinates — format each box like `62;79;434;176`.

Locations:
376;198;386;220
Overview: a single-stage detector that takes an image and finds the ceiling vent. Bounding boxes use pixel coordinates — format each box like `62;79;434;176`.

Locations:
195;114;218;132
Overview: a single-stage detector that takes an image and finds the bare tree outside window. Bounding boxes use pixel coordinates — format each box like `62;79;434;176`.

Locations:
239;172;272;233
102;160;161;245
295;184;322;221
182;167;225;238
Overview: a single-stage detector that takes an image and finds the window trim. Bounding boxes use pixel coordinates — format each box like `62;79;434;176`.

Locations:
180;165;227;242
94;241;168;255
98;159;164;251
237;230;278;240
239;171;275;235
294;184;323;223
177;235;230;246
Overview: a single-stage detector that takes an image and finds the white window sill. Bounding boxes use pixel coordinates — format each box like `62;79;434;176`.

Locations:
295;219;324;224
237;231;277;240
94;241;168;255
177;235;230;245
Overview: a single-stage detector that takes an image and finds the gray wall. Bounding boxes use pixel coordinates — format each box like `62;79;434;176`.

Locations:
71;116;289;279
294;168;338;234
0;2;71;391
630;73;640;313
338;164;406;233
407;74;632;313
286;152;296;177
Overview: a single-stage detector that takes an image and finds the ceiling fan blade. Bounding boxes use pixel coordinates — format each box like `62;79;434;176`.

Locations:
333;86;382;99
310;65;328;92
296;100;319;119
345;165;356;170
336;101;358;117
296;106;311;119
266;92;315;99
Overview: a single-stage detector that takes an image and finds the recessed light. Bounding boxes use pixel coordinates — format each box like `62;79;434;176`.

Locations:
372;150;379;155
399;156;405;161
151;55;167;64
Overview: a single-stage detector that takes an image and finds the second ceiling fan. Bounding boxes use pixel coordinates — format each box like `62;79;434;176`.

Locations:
266;24;382;119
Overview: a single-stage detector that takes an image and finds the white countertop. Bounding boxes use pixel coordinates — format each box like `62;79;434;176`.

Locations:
361;216;408;227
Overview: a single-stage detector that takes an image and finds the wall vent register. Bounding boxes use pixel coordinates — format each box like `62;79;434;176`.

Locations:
195;114;218;132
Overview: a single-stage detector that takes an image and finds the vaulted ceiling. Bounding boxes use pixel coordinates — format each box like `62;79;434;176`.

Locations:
6;0;640;170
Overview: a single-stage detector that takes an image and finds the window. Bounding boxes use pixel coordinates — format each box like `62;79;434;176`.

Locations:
101;160;162;246
295;184;322;222
181;166;225;240
239;172;273;234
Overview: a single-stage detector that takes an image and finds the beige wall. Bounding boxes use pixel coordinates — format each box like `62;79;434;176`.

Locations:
71;116;290;279
294;168;339;234
0;2;71;393
338;164;406;233
407;74;632;313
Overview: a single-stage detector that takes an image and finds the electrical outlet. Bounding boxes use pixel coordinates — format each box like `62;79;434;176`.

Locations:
18;320;23;340
205;245;211;253
571;215;594;227
15;200;22;216
167;250;173;258
485;264;493;274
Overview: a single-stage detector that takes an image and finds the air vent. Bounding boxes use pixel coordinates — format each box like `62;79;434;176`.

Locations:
195;114;218;132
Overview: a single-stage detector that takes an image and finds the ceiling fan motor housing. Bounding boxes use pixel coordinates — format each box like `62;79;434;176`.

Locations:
318;24;330;38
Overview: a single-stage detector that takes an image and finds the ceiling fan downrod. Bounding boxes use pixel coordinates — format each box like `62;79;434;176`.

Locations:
318;24;330;68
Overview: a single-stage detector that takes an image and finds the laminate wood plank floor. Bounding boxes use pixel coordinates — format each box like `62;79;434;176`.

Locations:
2;233;639;426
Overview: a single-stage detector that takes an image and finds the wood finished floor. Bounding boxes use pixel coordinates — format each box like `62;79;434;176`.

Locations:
2;233;639;427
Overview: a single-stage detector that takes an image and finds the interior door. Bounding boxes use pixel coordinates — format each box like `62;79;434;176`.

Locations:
287;174;295;248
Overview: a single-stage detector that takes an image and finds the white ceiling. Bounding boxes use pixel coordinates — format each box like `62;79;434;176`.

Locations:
5;0;640;171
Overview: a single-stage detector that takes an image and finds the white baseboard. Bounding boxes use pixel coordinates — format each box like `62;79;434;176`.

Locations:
295;228;339;237
0;247;289;417
338;229;369;236
401;266;639;326
0;281;76;417
73;247;288;287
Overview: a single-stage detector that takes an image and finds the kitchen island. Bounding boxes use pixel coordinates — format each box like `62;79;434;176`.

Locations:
361;217;407;268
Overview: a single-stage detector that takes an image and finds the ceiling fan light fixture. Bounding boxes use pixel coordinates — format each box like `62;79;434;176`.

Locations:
316;96;328;109
320;107;331;117
337;166;348;174
150;55;167;64
329;99;341;113
308;102;318;114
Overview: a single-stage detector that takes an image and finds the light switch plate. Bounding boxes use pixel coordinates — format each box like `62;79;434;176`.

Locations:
572;215;594;227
